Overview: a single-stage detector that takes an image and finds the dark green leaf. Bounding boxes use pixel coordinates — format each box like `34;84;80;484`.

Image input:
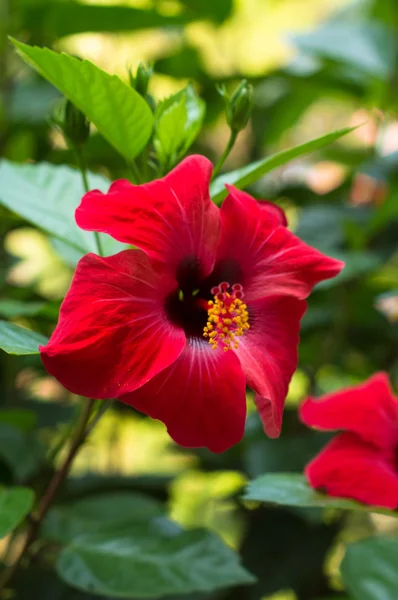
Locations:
0;486;35;538
154;84;205;170
57;520;255;597
210;127;355;203
21;4;191;39
0;424;45;480
244;473;398;518
316;251;382;289
42;492;165;544
0;160;122;256
0;409;37;432
341;537;398;600
10;39;154;161
0;321;48;355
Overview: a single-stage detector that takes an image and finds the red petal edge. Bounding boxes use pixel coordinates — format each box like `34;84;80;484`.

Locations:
217;186;344;302
40;250;185;399
120;340;247;453
299;372;398;450
234;295;307;438
76;155;220;277
305;432;398;510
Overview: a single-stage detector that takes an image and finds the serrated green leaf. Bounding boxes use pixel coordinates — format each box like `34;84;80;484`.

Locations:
10;39;153;161
0;321;48;355
341;537;398;600
0;487;35;538
244;473;398;518
0;160;122;257
42;492;165;544
154;84;205;171
57;520;255;597
210;126;355;204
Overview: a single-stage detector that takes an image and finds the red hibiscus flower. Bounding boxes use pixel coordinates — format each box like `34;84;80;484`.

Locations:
40;155;343;452
300;373;398;509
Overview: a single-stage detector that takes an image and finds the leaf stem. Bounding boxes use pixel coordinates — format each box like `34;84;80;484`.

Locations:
0;398;96;594
212;129;238;179
75;145;104;257
130;159;142;184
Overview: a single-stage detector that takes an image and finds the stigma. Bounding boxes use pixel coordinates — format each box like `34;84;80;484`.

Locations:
203;282;250;351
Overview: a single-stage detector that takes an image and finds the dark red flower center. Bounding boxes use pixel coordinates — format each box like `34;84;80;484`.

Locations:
165;256;249;348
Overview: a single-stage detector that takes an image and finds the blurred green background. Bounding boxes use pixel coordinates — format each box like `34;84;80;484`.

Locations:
1;0;398;598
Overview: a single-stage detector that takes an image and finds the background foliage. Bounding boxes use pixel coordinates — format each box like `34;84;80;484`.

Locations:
1;0;398;599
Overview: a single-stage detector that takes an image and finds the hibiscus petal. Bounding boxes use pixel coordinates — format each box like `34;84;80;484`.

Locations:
258;199;288;226
76;155;220;277
120;340;247;453
40;250;185;399
305;432;398;509
234;295;306;438
217;186;343;301
299;372;398;450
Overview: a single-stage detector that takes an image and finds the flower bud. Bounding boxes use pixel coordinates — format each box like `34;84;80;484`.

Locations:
129;62;153;98
61;100;90;147
218;79;254;133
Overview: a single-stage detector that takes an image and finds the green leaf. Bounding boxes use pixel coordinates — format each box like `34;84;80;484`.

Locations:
57;520;255;597
316;251;382;289
293;22;394;79
0;409;37;432
341;537;398;600
0;321;48;355
0;487;35;538
210;126;355;204
10;39;154;161
0;300;46;319
0;160;122;256
0;424;45;481
154;84;205;170
42;492;165;544
21;1;232;40
244;473;398;518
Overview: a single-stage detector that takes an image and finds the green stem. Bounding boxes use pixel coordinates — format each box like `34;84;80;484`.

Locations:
75;145;104;256
0;398;96;594
130;159;142;184
212;129;239;179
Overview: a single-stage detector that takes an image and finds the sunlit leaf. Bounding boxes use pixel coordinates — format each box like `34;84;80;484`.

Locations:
341;537;398;600
0;487;35;538
57;520;255;597
210;127;355;203
154;84;205;171
244;473;398;518
0;160;122;256
0;321;48;355
10;39;154;161
293;22;394;79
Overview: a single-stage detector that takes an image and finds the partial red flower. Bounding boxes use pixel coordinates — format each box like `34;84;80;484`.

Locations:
300;373;398;509
41;155;343;452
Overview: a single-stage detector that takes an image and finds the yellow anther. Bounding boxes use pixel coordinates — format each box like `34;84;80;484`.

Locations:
203;287;250;351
